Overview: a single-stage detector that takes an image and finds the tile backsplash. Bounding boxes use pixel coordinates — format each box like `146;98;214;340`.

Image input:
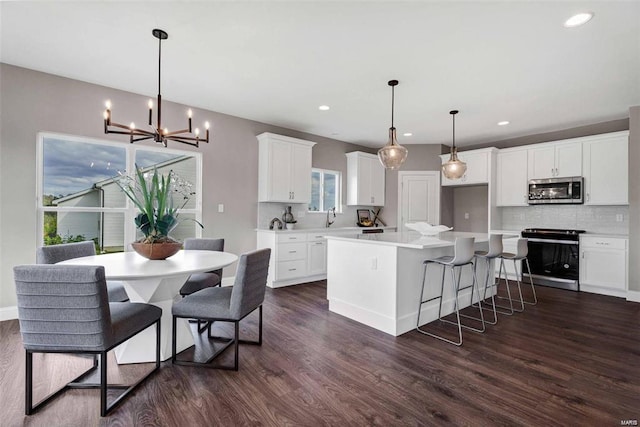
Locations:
257;202;391;229
500;205;629;235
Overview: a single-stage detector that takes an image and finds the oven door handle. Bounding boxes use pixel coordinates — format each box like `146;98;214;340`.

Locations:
526;238;579;245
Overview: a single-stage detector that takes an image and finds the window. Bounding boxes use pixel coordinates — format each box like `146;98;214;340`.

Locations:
309;168;341;212
38;133;202;253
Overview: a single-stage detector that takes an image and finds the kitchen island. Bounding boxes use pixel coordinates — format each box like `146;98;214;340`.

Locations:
325;231;493;336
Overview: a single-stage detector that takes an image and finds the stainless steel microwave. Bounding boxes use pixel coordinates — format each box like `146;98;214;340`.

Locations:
528;177;584;204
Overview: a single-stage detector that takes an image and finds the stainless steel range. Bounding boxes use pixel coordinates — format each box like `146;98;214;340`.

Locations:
521;228;585;291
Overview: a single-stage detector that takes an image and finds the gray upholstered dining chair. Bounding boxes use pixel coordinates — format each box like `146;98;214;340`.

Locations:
172;248;271;370
36;241;129;302
179;238;225;296
13;264;161;417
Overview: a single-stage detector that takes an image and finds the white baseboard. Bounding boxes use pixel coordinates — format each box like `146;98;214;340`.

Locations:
0;306;18;321
627;290;640;303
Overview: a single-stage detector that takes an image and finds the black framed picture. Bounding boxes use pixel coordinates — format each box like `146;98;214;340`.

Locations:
356;209;371;224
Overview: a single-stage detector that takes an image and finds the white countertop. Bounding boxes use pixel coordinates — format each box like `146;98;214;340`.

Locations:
256;226;396;234
325;231;494;249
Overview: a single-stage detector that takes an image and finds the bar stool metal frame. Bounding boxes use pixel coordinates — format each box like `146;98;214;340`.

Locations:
416;237;485;346
472;234;502;325
494;238;536;314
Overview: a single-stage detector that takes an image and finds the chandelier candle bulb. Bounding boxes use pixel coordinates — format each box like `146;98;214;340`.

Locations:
148;100;153;125
188;109;193;132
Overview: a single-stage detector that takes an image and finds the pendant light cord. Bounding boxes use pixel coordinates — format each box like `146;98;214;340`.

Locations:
157;36;162;96
452;113;455;149
391;84;395;128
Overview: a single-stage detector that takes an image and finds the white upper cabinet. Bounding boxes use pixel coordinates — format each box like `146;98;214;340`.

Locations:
439;148;496;186
346;151;385;206
582;131;628;205
527;140;582;180
496;148;528;206
257;133;316;203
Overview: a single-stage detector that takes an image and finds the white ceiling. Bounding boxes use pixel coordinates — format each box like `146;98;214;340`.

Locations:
1;1;639;148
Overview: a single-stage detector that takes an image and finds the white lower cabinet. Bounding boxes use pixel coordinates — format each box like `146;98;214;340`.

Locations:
257;229;393;288
579;236;627;298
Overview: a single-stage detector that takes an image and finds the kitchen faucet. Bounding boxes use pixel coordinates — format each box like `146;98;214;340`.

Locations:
325;207;336;228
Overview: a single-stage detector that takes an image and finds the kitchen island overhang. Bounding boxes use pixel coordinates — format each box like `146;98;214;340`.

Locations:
326;231;499;336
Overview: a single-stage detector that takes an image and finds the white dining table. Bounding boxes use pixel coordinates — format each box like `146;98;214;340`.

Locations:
58;250;238;364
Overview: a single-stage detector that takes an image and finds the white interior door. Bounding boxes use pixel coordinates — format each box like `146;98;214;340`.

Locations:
398;171;440;232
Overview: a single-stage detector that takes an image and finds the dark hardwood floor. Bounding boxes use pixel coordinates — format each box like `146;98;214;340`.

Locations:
1;281;639;426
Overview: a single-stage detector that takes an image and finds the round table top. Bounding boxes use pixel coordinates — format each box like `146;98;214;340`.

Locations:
57;250;238;280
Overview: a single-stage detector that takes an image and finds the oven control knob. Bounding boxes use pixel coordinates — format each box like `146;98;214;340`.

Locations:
564;263;570;269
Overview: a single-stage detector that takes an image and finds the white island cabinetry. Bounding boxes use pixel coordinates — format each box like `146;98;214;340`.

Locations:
257;133;316;203
326;232;491;336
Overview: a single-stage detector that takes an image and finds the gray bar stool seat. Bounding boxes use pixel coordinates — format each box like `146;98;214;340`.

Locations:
416;237;485;346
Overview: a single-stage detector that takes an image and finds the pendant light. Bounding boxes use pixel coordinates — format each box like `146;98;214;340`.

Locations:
377;80;408;170
442;110;466;180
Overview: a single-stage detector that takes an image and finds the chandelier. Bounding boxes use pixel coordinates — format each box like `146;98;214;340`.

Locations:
377;79;408;170
103;29;210;147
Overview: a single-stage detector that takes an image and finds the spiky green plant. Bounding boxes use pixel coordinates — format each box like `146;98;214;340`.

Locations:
114;165;200;243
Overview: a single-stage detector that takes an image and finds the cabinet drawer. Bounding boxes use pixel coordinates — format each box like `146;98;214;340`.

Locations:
307;233;327;242
278;242;307;261
276;259;307;280
277;233;307;243
581;237;626;250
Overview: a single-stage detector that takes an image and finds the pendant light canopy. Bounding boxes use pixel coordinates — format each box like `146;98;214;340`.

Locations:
442;110;467;180
377;80;408;170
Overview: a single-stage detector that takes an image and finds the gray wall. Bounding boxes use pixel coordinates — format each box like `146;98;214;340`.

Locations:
0;63;379;308
629;106;640;293
452;185;488;232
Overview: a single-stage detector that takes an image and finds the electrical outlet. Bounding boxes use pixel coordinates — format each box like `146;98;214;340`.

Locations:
217;204;224;213
371;258;377;270
297;210;305;218
616;214;623;222
464;212;470;220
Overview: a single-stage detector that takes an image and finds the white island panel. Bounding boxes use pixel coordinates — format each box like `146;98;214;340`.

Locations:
326;232;491;336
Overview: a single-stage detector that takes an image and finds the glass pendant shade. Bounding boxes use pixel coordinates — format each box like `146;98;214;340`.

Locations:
442;109;466;179
378;127;408;170
442;147;467;179
378;79;408;170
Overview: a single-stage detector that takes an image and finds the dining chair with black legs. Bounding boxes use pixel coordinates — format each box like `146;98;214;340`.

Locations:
14;264;161;417
172;248;270;370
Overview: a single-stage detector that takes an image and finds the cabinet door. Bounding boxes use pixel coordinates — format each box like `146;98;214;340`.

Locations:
497;150;528;206
527;146;556;180
583;136;628;205
290;143;313;203
267;139;293;202
370;158;385;206
308;241;327;275
555;142;582;178
580;249;626;290
460;151;488;184
357;157;373;205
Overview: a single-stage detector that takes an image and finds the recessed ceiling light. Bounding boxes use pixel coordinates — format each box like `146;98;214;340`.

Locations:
403;132;413;137
497;121;510;126
564;12;594;28
318;105;330;111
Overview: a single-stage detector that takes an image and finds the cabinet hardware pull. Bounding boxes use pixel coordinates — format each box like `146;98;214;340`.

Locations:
288;268;297;271
289;250;297;253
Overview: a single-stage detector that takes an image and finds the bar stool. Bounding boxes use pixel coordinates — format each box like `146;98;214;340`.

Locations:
472;234;502;325
416;237;484;346
495;238;535;314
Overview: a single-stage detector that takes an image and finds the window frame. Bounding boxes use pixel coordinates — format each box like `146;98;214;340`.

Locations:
309;167;342;213
37;132;203;251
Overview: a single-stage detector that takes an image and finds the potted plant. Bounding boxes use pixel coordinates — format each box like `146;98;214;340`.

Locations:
114;165;201;259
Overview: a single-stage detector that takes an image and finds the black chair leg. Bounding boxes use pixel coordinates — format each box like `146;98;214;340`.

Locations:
25;351;32;415
234;321;239;371
172;315;177;364
100;351;107;417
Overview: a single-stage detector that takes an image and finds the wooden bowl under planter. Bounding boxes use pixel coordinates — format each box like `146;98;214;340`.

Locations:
131;241;182;260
